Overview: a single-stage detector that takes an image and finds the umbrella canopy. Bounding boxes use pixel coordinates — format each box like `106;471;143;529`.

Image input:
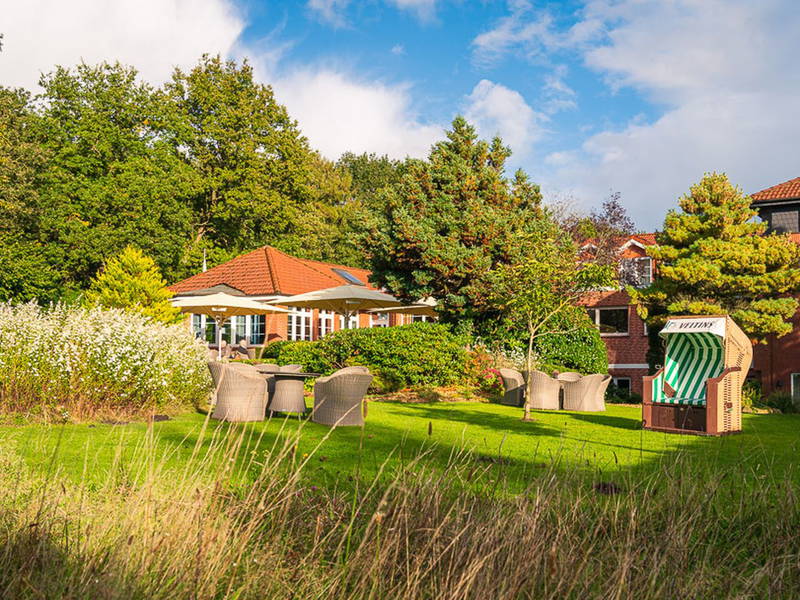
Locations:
269;285;403;328
369;297;438;318
172;292;289;357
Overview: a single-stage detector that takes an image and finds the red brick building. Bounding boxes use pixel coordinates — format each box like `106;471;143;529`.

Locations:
169;246;429;347
583;176;800;401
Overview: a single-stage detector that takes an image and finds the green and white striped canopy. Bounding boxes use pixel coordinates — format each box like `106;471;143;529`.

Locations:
652;319;726;406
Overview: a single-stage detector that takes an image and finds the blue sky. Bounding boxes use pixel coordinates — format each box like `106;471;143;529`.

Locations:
2;0;799;230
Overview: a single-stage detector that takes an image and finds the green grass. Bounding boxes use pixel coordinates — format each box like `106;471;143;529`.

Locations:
5;401;799;495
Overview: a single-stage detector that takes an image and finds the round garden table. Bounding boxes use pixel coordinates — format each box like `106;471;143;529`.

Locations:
265;372;320;415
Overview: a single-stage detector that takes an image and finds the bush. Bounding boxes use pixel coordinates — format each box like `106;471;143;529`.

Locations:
741;380;762;412
272;323;468;388
0;303;210;419
765;391;796;414
535;324;608;375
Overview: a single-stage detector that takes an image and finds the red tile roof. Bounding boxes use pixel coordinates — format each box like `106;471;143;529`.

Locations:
169;246;375;296
752;177;800;203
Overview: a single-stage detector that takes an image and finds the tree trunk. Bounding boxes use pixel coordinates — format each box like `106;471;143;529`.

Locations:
523;323;535;421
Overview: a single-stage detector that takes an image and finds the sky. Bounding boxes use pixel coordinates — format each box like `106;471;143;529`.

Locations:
1;0;799;231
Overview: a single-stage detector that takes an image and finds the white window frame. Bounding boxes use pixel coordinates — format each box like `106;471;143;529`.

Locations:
411;314;430;323
339;313;359;329
288;307;313;341
587;306;630;337
791;373;800;403
619;256;653;288
370;312;389;327
318;310;335;338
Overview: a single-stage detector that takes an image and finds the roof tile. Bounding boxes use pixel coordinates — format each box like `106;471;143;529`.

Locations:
752;177;800;203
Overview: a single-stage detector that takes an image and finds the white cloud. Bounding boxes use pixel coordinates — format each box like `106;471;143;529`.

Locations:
0;0;244;90
268;67;443;160
389;0;438;23
464;79;544;156
472;1;557;67
306;0;350;28
391;44;406;56
546;0;800;230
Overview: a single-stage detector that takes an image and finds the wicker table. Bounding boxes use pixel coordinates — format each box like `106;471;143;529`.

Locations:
265;372;320;415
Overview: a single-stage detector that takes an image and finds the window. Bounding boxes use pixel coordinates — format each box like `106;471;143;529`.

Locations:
250;314;265;345
288;308;313;341
791;373;800;404
612;377;632;395
339;313;359;329
770;210;799;234
587;307;629;335
412;314;430;323
332;268;365;286
619;257;652;287
318;310;335;338
371;312;389;327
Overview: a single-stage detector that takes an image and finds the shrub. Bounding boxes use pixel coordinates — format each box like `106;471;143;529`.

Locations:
535;324;608;375
273;323;468;388
765;391;796;414
741;380;762;413
0;303;210;419
605;383;642;404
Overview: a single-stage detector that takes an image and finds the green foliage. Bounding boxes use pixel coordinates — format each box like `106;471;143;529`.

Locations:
86;246;181;324
765;391;796;414
365;117;543;322
632;173;800;341
272;323;468;387
534;318;609;375
741;380;762;413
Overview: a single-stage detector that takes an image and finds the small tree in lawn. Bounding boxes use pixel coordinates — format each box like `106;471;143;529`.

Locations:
631;173;800;342
86;246;181;324
489;216;614;420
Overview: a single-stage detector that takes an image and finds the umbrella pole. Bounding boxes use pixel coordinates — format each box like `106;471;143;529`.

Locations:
216;316;226;361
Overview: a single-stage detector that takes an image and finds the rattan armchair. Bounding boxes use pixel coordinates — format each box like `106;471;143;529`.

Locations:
498;368;525;406
207;361;267;422
527;370;562;410
562;374;608;411
312;368;373;426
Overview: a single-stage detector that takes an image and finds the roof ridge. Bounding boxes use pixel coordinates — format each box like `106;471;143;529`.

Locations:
263;246;282;295
265;245;342;290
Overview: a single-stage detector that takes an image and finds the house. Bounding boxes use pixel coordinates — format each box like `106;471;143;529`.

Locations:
169;246;429;346
584;176;800;401
580;234;656;396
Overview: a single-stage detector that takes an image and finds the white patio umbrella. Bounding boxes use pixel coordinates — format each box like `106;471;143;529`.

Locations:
171;292;289;358
369;297;438;319
268;285;403;329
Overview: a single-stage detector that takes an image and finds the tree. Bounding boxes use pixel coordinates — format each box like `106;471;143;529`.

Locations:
86;246;181;324
488;217;614;420
631;173;800;342
162;55;314;273
365;117;543;323
32;62;194;290
563;191;636;266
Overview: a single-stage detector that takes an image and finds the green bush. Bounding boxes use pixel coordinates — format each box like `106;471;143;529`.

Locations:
535;324;608;375
605;383;642;404
741;380;762;413
765;391;796;414
271;323;468;388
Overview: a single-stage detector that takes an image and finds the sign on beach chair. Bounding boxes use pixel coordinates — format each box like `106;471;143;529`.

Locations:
642;316;752;435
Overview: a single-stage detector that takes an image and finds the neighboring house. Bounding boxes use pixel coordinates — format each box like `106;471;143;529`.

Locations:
583;176;800;401
580;234;657;396
169;246;429;347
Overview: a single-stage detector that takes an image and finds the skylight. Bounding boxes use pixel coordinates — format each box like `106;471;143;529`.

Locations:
332;268;365;286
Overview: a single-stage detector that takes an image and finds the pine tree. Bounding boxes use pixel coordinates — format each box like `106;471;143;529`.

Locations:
632;173;800;341
86;247;181;324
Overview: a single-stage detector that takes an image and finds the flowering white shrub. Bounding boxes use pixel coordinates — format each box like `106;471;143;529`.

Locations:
0;303;211;416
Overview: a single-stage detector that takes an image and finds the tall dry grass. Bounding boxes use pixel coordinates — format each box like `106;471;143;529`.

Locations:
1;420;798;599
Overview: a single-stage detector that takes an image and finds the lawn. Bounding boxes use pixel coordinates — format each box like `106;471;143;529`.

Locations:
3;401;800;599
5;400;799;495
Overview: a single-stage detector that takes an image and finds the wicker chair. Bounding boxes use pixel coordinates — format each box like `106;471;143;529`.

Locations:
498;368;525;406
207;361;267;422
254;363;280;401
562;374;607;411
527;370;562;410
312;368;373;426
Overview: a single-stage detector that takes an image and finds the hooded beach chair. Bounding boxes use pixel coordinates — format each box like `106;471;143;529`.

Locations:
642;315;752;435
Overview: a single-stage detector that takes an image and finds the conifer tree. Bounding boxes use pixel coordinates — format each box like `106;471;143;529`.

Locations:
631;173;800;341
86;247;181;324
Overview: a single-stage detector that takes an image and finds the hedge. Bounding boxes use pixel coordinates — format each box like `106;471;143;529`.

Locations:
263;323;468;388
